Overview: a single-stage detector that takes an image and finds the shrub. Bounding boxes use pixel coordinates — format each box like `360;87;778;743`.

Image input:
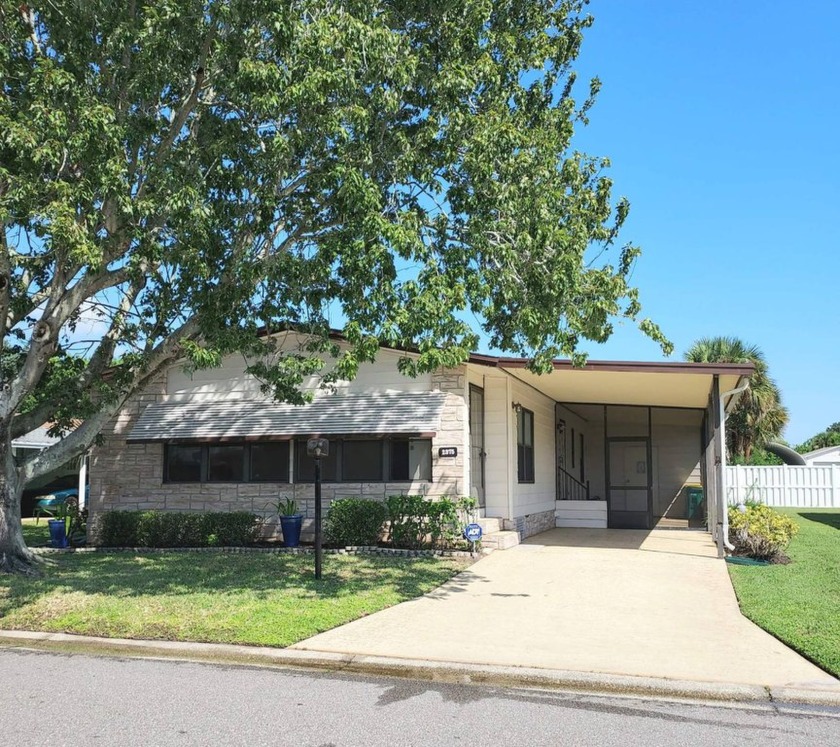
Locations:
385;494;469;550
325;498;387;547
97;511;142;547
728;504;799;563
200;512;261;547
386;494;428;549
96;510;259;548
135;512;197;548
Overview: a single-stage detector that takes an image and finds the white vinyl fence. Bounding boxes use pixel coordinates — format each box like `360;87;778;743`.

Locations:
726;465;840;508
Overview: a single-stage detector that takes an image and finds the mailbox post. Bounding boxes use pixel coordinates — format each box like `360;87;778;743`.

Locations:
306;438;329;580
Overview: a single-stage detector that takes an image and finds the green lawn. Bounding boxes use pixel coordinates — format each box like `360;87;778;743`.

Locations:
2;524;470;647
727;508;840;678
21;517;52;547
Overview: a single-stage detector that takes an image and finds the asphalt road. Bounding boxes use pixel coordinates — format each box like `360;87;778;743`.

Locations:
2;649;839;746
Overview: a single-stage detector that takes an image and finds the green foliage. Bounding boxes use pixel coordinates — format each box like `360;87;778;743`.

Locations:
727;510;840;678
65;495;88;546
200;512;261;547
96;511;143;547
0;551;471;647
796;422;840;454
729;445;783;466
728;504;799;563
270;497;300;516
97;511;259;548
385;494;466;550
684;337;788;461
324;498;387;547
1;0;667;481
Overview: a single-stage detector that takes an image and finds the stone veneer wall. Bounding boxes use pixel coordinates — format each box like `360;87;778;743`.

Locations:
503;509;556;540
89;366;470;541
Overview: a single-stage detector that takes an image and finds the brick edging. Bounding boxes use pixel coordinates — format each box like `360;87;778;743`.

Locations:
30;545;483;559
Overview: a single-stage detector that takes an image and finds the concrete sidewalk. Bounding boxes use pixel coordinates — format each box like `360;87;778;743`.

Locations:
293;529;839;690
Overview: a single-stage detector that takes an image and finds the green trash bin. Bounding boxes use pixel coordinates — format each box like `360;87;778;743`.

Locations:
686;487;704;518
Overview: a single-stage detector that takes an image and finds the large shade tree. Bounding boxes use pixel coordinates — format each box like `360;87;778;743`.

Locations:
0;0;669;573
684;336;788;461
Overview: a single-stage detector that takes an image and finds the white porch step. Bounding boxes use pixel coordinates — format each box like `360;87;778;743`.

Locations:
555;518;607;529
476;517;503;534
482;530;520;550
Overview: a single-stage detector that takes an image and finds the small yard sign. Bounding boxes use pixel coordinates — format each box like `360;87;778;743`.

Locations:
464;523;483;542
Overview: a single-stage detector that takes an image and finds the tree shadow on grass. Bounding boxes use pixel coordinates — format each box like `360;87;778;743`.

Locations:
0;552;477;620
798;512;840;531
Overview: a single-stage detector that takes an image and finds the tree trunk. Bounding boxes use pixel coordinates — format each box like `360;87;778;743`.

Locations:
0;432;40;576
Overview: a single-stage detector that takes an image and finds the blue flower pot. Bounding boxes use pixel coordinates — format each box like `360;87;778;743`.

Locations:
48;519;68;548
279;514;303;547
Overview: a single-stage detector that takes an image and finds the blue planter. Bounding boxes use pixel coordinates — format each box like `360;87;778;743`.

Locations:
279;514;303;547
48;519;68;548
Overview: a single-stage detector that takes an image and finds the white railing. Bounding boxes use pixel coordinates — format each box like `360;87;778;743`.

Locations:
726;465;840;508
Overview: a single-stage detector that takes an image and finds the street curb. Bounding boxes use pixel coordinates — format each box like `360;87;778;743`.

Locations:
2;630;840;708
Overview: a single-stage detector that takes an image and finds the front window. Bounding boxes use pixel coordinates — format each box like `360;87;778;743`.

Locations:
517;408;535;483
166;444;202;482
294;438;433;483
165;442;290;483
342;440;384;482
207;445;245;482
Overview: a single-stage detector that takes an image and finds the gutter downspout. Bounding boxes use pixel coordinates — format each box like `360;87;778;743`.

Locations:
719;379;750;552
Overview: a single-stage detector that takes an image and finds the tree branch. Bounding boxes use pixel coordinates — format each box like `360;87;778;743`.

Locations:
20;317;201;483
9;269;149;441
148;21;217;171
4;265;137;417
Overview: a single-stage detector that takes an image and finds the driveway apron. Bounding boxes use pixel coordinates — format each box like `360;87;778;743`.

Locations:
293;529;839;688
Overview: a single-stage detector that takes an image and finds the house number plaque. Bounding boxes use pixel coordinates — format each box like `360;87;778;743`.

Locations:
438;447;458;458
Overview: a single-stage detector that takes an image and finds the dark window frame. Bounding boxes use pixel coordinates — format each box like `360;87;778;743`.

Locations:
294;437;433;484
164;441;291;484
517;408;535;484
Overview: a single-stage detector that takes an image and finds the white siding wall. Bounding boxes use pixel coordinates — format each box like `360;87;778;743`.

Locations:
480;373;512;519
510;378;556;518
166;346;432;401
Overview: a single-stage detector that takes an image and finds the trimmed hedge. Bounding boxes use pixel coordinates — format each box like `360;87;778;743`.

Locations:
323;495;473;551
386;494;462;550
324;498;388;547
97;511;260;548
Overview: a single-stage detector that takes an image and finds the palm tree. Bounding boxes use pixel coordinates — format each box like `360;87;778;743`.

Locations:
684;336;789;461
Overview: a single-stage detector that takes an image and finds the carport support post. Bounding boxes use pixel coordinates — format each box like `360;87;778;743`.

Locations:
711;375;725;558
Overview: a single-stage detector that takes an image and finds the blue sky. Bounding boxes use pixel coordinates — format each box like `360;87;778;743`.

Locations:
526;0;840;445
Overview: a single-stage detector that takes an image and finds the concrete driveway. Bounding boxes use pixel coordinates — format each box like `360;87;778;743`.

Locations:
294;529;840;688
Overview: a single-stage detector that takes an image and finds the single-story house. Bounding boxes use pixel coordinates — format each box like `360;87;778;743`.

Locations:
89;337;753;555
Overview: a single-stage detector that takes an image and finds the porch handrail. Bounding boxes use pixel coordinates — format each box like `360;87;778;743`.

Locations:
557;467;591;501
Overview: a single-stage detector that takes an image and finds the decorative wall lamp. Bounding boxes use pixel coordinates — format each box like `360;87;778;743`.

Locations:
511;402;523;413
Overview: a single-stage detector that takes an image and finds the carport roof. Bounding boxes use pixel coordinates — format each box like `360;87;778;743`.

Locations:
468;355;753;408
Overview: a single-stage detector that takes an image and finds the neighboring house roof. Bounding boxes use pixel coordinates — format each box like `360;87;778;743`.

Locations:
801;445;840;465
11;424;61;450
127;391;448;442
